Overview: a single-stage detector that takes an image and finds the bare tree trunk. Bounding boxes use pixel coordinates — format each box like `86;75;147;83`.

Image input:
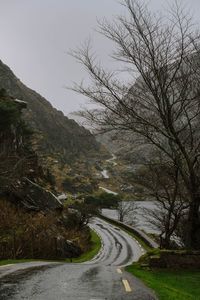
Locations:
160;235;171;249
12;230;16;259
54;237;58;258
186;198;200;249
31;231;34;258
119;213;123;222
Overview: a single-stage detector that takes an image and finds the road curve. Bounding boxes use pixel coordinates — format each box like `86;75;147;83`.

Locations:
0;217;157;300
88;217;145;266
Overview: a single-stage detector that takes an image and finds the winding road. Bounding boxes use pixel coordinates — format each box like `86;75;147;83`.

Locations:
0;218;157;300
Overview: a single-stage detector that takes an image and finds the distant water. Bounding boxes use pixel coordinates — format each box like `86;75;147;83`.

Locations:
102;200;159;234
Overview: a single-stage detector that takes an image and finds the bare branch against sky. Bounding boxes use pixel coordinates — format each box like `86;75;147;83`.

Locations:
0;0;199;116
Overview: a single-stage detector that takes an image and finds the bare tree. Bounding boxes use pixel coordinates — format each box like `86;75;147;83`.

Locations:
118;200;137;225
133;159;189;248
70;0;200;249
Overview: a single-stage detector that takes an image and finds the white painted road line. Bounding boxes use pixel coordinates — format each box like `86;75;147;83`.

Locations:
122;279;132;292
90;298;106;300
0;264;14;268
117;268;122;274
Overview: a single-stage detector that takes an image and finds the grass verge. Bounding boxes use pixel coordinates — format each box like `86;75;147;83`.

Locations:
0;259;37;266
126;263;200;300
0;258;64;266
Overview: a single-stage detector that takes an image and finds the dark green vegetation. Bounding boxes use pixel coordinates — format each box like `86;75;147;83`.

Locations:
0;97;20;128
84;192;120;209
126;264;200;300
0;91;43;201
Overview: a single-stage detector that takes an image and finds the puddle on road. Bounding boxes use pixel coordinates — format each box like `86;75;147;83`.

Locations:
80;266;101;282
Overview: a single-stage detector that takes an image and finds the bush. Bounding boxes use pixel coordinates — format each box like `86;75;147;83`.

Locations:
0;199;91;259
84;192;120;208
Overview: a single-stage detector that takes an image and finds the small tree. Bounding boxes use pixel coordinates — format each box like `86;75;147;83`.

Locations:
85;192;120;209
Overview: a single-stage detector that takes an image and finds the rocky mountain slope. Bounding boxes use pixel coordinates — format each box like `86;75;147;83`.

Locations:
0;60;106;165
0;91;92;260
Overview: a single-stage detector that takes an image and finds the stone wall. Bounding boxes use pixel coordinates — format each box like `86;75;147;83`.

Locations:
150;251;200;269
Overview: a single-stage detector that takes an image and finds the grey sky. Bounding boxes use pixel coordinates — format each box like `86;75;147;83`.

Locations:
0;0;200;116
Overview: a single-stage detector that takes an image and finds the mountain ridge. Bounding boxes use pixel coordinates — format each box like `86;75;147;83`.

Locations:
0;59;106;165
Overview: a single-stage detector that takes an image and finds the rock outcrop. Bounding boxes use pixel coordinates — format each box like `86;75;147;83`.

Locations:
13;178;63;212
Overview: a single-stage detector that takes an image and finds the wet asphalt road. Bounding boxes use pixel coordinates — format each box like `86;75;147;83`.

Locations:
0;218;157;300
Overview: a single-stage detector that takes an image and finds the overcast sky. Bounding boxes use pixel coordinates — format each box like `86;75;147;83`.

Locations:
0;0;200;116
